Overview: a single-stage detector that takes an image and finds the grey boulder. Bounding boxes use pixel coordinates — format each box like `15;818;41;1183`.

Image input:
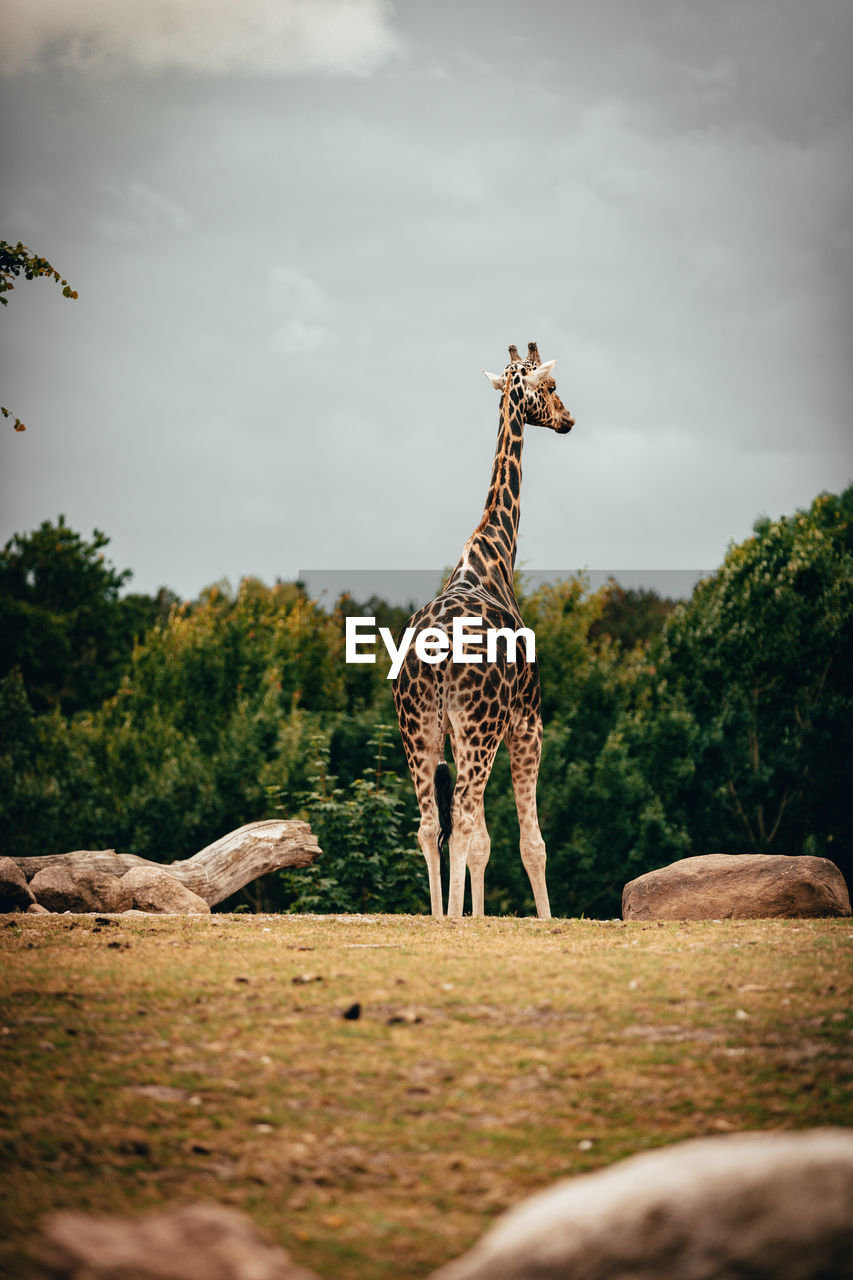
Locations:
28;865;133;914
0;855;36;911
623;853;850;921
430;1130;853;1280
120;866;211;914
37;1201;319;1279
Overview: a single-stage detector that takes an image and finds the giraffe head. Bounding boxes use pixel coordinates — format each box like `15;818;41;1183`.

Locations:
483;340;575;434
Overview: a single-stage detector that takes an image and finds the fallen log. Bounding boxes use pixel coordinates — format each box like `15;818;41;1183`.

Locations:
10;820;321;908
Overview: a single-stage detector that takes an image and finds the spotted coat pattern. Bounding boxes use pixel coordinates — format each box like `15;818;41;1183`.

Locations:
393;342;575;918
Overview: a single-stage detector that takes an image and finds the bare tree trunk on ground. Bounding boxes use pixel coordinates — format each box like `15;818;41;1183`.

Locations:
9;820;321;907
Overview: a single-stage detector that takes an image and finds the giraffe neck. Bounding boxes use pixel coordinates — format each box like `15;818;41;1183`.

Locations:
449;374;525;599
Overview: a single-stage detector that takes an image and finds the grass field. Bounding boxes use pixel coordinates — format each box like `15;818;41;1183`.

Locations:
1;912;851;1278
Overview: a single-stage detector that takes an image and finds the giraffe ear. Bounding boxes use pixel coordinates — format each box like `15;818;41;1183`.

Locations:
524;360;556;388
483;370;505;390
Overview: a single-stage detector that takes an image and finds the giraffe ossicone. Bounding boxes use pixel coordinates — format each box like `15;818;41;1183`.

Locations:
393;341;575;919
483;358;557;392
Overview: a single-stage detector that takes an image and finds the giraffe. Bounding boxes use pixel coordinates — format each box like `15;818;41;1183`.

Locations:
392;341;574;919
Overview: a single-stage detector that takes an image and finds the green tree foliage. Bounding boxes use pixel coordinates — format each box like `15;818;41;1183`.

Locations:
2;490;850;914
589;581;676;650
0;670;59;856
481;578;694;917
0;240;78;305
330;591;414;715
0;567;395;897
277;728;424;913
1;239;78;432
0;517;176;713
660;487;853;886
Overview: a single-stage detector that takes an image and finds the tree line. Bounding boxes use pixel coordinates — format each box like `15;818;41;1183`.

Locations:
1;487;851;916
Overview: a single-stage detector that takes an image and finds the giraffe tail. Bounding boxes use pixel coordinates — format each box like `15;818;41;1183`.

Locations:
434;762;454;855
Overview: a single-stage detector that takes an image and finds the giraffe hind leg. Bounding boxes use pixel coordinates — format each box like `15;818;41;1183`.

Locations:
414;765;445;918
507;719;551;920
446;737;500;919
395;663;448;918
467;805;490;917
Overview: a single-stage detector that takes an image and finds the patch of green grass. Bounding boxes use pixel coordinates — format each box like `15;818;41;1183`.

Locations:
1;913;851;1279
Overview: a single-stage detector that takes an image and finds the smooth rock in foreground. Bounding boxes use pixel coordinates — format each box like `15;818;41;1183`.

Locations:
622;853;851;921
430;1130;853;1280
36;1201;319;1279
120;866;211;914
0;855;36;911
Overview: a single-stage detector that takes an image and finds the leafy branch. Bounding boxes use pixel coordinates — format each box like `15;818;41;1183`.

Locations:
1;239;78;432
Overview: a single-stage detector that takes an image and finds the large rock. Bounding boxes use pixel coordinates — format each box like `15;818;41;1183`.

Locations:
622;853;851;921
430;1130;853;1280
0;855;36;911
120;866;211;914
28;866;133;914
36;1201;319;1279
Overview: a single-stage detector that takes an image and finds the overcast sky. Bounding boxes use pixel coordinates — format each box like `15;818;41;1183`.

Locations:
1;0;850;605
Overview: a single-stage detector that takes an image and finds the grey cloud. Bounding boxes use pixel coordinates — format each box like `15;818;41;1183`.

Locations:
93;180;193;240
268;265;338;355
0;0;400;77
1;1;850;602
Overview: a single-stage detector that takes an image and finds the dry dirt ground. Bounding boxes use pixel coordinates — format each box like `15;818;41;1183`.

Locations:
1;912;851;1278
